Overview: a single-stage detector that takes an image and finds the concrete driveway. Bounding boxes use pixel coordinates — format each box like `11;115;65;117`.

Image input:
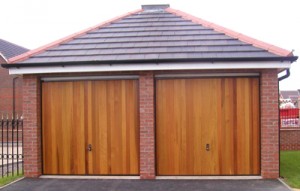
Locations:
1;178;291;191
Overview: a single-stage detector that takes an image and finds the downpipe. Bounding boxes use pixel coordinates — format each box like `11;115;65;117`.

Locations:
12;76;18;118
278;69;290;81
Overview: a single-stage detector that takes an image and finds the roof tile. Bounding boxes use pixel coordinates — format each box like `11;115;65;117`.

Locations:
0;39;28;59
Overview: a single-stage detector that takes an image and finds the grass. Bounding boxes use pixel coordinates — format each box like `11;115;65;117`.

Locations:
280;151;300;188
0;173;23;187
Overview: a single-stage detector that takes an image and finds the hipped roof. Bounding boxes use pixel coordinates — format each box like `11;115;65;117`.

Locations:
3;4;297;68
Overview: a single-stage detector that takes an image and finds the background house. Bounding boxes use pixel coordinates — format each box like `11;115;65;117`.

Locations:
280;90;300;108
279;89;300;151
2;4;298;179
0;52;7;64
0;38;29;115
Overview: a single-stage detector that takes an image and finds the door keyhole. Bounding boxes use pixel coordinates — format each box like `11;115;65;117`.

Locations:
206;144;210;151
88;144;92;151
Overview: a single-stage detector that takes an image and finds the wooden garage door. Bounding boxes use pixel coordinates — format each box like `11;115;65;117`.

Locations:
42;80;139;175
156;78;260;175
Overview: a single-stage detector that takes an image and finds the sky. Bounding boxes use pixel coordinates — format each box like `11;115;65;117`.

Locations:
1;0;299;90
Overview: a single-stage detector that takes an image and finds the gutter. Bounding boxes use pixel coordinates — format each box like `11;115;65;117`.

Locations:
1;56;298;68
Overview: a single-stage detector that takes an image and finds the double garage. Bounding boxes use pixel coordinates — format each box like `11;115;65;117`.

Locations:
41;75;260;176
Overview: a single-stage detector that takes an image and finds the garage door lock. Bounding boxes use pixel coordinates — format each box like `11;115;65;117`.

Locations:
87;144;92;152
206;144;210;151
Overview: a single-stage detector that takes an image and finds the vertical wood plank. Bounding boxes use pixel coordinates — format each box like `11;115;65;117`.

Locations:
72;81;86;174
251;78;261;174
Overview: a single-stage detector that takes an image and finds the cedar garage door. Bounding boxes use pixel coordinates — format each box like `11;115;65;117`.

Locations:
42;80;139;175
156;77;260;175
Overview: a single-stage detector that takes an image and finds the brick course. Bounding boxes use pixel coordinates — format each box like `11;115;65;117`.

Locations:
139;72;155;179
22;75;41;177
280;129;300;150
260;69;279;179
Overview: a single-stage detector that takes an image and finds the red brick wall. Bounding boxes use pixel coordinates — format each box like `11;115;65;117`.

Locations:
139;72;155;179
0;67;23;115
260;69;279;179
22;75;42;177
280;129;300;150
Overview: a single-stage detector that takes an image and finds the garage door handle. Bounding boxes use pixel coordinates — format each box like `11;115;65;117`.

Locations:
87;144;92;151
206;144;210;151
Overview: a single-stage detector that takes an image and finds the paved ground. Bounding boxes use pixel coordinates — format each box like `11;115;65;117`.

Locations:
1;178;291;191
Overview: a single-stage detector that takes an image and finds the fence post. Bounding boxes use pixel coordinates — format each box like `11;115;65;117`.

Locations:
1;114;3;177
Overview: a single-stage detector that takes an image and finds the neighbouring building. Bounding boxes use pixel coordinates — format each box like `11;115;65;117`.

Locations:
1;4;298;179
280;90;300;108
0;38;29;115
280;90;300;150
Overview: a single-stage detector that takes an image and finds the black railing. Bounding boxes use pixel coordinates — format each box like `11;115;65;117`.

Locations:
0;115;23;177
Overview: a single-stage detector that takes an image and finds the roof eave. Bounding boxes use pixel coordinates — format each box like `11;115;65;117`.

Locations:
2;56;297;69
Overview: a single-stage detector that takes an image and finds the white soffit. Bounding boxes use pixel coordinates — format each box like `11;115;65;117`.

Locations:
8;61;291;75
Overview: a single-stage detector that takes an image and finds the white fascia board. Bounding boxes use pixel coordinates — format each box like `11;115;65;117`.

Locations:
8;61;291;75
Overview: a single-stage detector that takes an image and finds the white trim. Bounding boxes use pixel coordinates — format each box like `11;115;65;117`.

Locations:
40;175;140;179
155;73;259;79
41;75;139;82
39;175;262;180
156;176;262;180
8;61;291;75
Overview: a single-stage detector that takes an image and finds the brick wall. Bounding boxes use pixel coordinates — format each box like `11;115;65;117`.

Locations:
22;75;42;177
260;69;279;179
139;72;155;179
280;129;300;150
0;67;23;115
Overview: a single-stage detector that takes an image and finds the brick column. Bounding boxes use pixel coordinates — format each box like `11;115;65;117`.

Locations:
23;75;42;177
260;69;279;178
139;72;155;179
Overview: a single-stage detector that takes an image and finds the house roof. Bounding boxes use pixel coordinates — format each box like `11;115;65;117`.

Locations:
0;39;29;59
3;4;298;69
280;90;300;100
0;53;7;64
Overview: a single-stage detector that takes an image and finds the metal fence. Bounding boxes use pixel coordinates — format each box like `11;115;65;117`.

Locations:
280;108;300;128
0;115;23;177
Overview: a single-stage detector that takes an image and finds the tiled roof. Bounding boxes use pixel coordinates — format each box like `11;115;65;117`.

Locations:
0;39;29;59
280;90;300;100
8;5;297;65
